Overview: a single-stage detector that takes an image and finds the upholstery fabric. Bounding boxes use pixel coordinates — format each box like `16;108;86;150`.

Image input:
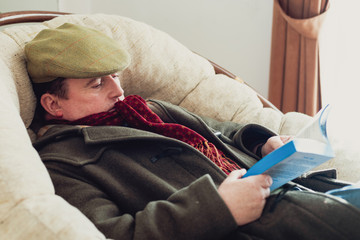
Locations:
1;14;311;134
1;13;352;240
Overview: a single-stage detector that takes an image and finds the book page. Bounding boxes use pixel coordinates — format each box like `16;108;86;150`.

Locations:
295;104;331;143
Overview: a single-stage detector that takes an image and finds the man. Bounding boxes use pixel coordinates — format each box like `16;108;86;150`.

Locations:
27;23;360;240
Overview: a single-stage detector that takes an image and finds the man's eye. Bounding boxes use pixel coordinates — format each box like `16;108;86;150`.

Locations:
92;79;104;88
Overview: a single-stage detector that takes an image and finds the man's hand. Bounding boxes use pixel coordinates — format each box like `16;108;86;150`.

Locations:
261;135;293;157
218;169;272;226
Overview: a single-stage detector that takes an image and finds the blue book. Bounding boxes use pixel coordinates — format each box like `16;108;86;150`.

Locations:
243;104;335;191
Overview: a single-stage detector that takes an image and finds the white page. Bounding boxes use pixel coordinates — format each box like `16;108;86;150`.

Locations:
295;104;331;143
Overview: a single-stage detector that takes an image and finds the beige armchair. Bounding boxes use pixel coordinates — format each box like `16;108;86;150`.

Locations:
0;11;351;239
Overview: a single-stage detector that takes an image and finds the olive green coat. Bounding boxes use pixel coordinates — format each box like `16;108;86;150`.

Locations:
34;99;275;240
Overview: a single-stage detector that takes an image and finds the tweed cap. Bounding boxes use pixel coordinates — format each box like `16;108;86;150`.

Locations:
25;23;131;83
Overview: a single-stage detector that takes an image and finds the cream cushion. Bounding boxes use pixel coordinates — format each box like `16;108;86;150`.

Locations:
0;13;355;239
1;14;310;134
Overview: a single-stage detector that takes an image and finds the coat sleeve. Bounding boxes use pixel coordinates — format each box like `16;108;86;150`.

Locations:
148;99;277;159
194;115;277;159
48;168;238;240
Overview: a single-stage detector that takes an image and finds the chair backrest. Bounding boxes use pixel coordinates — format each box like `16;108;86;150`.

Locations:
0;11;279;111
1;11;298;137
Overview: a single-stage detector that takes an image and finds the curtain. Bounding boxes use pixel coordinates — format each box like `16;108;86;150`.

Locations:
268;0;329;116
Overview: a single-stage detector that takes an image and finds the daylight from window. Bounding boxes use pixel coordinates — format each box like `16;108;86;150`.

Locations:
320;0;360;150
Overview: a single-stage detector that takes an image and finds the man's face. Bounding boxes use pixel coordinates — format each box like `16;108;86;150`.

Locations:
54;74;125;121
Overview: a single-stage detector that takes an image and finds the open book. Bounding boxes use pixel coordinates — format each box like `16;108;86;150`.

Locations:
243;104;335;191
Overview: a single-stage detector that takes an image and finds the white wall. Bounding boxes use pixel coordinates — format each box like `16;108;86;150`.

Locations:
2;0;273;98
59;0;273;98
1;0;58;12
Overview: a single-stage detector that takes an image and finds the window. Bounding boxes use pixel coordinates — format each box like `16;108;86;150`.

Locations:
320;0;359;141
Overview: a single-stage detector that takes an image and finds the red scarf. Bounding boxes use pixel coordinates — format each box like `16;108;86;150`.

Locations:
50;95;241;174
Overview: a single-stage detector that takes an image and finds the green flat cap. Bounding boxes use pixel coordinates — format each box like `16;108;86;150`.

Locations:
25;23;131;83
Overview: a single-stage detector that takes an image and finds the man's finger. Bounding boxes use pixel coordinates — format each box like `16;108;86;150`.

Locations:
227;169;247;180
280;135;293;144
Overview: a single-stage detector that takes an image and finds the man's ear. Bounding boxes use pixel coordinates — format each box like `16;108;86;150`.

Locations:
40;93;63;118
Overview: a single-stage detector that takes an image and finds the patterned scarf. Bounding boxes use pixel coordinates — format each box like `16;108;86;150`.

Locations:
49;95;241;174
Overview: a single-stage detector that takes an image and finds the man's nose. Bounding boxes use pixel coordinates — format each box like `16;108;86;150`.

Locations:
107;75;124;99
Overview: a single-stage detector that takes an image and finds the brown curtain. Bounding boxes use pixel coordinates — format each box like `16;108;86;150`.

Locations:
268;0;329;116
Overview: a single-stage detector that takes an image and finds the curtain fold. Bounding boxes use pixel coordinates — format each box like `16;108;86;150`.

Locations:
268;0;329;116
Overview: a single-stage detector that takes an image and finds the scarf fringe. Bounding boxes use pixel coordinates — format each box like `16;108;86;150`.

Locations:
194;141;240;175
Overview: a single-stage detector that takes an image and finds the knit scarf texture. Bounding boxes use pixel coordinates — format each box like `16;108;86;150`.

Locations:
50;95;240;174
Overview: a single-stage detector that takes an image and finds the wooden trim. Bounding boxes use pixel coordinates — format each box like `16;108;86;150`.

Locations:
208;59;240;82
0;11;69;26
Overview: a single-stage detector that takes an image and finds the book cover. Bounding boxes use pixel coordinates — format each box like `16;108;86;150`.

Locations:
243;104;335;191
